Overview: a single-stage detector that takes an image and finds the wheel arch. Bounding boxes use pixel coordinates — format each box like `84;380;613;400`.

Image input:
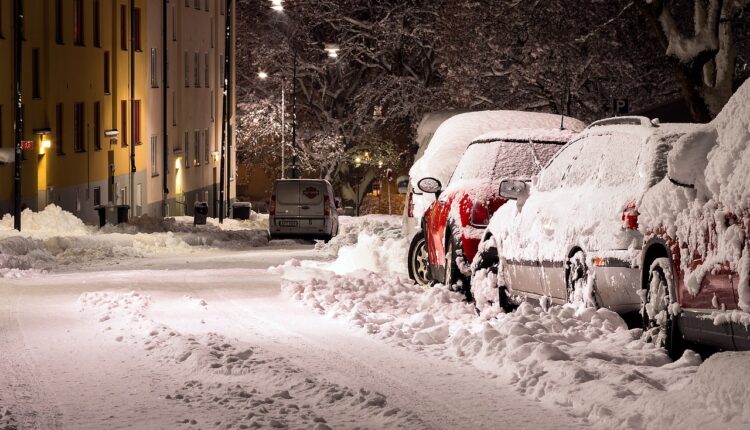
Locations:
641;238;671;290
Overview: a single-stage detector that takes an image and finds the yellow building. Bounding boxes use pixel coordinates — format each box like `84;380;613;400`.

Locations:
0;0;236;224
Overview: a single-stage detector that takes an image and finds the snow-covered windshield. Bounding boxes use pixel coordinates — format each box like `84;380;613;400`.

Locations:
538;132;642;191
451;140;564;184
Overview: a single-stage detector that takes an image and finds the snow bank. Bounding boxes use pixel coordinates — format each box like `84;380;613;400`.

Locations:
280;262;750;429
0;205;272;277
314;215;408;275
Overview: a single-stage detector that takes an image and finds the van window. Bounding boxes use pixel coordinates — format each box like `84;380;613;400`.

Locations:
300;183;325;204
276;182;299;205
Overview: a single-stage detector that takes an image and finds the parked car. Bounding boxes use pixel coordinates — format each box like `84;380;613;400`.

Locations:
406;111;586;286
417;128;577;294
471;116;698;315
638;81;750;357
269;179;339;241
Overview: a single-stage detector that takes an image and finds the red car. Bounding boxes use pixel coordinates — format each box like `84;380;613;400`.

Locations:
417;129;576;294
639;82;750;357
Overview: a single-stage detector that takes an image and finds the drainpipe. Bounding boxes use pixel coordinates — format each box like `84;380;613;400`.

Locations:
162;0;169;216
12;0;24;231
225;0;233;217
219;0;231;223
129;0;136;218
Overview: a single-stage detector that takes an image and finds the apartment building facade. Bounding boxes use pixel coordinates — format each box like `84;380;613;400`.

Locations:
0;0;236;224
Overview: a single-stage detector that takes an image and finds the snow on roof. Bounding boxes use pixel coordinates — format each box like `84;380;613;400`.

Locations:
703;79;750;213
471;128;577;144
409;110;586;187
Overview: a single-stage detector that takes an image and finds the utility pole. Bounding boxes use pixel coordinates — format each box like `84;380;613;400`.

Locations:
219;0;232;223
162;0;169;217
129;0;136;217
280;79;285;179
290;49;299;179
12;0;24;231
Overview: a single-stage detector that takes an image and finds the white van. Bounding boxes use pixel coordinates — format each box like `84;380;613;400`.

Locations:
269;179;339;241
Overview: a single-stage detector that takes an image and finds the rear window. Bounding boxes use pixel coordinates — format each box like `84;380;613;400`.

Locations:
275;181;299;205
451;140;563;184
299;183;325;204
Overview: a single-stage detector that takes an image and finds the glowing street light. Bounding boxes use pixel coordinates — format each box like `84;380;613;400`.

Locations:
324;43;340;58
257;71;269;79
270;0;284;12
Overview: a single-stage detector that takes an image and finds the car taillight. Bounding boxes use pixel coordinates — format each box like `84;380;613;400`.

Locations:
408;192;414;218
470;201;491;227
270;195;276;216
324;195;331;216
621;202;639;230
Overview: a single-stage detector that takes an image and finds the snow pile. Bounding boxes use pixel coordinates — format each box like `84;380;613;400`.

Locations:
281;265;750;429
78;290;424;429
315;215;408;275
0;206;273;277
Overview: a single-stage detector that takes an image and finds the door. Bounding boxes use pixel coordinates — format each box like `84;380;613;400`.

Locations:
107;150;115;203
426;196;451;269
299;182;326;217
274;181;300;217
212;167;218;217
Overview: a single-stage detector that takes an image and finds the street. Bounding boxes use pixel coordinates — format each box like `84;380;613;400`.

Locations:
0;245;585;430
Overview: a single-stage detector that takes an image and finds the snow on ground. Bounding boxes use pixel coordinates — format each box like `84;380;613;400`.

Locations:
0;205;282;277
278;217;750;430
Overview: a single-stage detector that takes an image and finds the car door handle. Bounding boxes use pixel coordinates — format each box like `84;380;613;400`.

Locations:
301;205;310;210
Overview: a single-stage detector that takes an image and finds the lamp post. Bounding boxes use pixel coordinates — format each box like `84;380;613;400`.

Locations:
12;0;24;231
258;71;286;179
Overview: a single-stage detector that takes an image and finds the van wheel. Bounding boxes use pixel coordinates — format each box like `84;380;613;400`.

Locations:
408;231;430;286
565;251;599;308
445;233;471;300
642;258;684;359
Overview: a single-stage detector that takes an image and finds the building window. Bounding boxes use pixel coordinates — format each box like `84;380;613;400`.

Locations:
194;130;200;165
74;0;84;46
210;91;214;122
204;129;210;163
0;3;4;39
32;48;41;99
221;0;225;15
220;55;224;89
184;131;190;166
93;1;101;47
120;5;127;51
134;8;142;51
194;52;200;88
151;48;158;88
55;0;64;44
172;6;176;41
185;0;190;8
104;51;111;94
184;51;189;87
210;19;214;48
134;100;142;145
56;103;64;155
0;105;3;147
94;102;101;150
74;103;85;152
121;100;128;147
205;0;209;12
194;0;200;10
151;135;159;175
204;53;209;87
93;187;102;206
172;92;177;126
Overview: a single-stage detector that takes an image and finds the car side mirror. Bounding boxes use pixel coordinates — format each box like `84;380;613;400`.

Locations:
417;177;442;198
335;200;341;209
499;179;529;200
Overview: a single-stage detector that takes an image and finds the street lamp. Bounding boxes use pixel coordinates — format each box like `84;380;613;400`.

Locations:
270;0;284;12
258;71;286;179
324;43;340;59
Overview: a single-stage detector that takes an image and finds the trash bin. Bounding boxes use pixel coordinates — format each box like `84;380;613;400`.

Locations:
94;205;107;227
232;202;252;220
116;205;130;224
194;201;208;225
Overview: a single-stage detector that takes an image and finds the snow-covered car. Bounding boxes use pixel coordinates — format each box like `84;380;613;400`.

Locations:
472;116;699;314
639;81;750;357
407;111;585;286
417;128;577;294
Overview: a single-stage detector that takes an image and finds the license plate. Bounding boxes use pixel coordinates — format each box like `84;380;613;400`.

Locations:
278;220;298;227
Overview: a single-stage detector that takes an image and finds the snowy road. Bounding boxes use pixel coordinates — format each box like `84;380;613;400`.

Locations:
0;246;587;430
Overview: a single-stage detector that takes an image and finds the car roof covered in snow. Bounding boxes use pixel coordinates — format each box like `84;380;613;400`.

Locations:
471;128;577;144
409;110;586;187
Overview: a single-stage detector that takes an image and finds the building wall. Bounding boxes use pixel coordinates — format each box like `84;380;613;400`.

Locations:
0;0;236;224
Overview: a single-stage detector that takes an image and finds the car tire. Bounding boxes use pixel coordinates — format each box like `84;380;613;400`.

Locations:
642;257;684;360
408;231;431;286
471;244;514;312
565;251;599;308
445;233;471;300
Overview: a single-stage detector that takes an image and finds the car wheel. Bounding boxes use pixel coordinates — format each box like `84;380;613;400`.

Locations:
471;244;514;313
445;233;471;300
642;257;684;360
565;251;599;308
408;231;431;286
